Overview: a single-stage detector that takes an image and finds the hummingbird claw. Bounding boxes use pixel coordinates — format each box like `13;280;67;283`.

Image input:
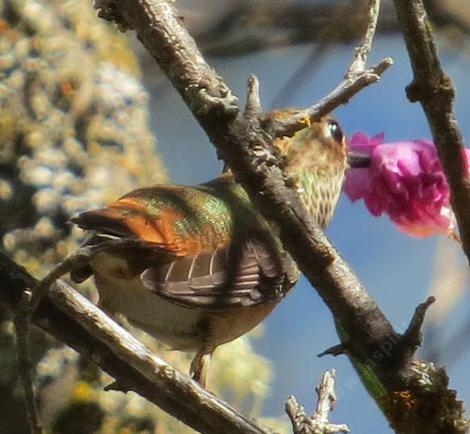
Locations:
190;348;214;388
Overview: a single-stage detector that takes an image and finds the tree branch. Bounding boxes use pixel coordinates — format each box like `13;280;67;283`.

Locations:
14;290;43;434
88;1;467;433
347;0;382;75
0;253;270;434
265;57;392;138
265;0;393;138
286;370;349;434
393;0;470;264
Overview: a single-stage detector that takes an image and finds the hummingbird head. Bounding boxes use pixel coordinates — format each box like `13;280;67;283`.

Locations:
272;110;347;173
272;110;348;227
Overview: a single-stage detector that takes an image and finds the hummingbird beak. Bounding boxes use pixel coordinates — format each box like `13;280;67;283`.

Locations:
348;151;370;168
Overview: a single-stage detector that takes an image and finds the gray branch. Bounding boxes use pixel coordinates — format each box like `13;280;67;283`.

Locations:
393;0;470;264
14;290;43;434
347;0;382;75
286;370;349;434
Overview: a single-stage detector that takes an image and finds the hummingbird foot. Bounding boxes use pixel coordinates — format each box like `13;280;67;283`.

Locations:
190;347;215;388
26;244;99;320
26;239;145;320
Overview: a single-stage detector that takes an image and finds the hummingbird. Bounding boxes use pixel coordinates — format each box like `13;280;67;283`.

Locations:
66;114;349;387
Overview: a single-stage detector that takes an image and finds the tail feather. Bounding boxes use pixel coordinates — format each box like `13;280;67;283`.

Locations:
71;208;134;238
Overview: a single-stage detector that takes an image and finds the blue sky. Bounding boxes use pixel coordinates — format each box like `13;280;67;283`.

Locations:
146;34;470;433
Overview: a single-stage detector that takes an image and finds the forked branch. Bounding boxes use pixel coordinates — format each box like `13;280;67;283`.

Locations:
264;0;393;138
286;370;349;434
393;0;470;264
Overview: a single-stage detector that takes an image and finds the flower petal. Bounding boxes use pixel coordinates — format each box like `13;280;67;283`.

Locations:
344;131;461;238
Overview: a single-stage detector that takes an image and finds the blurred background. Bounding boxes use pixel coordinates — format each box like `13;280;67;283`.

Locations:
1;0;470;433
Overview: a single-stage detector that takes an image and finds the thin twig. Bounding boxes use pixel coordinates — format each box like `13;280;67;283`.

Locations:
270;0;369;108
266;58;392;138
286;370;349;434
347;0;381;75
393;0;470;265
14;291;42;434
265;0;393;138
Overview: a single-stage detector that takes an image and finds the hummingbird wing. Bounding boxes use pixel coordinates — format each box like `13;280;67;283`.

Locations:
140;236;297;309
71;177;298;308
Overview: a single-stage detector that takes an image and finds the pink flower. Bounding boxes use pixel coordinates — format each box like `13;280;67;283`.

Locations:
344;131;469;237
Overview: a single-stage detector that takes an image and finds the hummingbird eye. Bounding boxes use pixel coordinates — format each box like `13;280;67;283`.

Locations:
327;120;344;143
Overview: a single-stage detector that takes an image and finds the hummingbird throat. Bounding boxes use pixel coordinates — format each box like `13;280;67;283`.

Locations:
295;168;345;229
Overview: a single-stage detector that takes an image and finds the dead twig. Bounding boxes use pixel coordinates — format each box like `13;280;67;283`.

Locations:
14;290;42;434
265;0;393;138
286;370;349;434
